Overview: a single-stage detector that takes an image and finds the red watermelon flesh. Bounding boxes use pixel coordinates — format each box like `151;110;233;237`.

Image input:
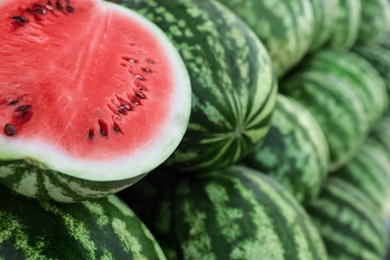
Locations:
0;0;191;182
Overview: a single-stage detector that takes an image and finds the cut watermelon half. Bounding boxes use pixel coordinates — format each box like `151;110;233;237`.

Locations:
0;0;191;202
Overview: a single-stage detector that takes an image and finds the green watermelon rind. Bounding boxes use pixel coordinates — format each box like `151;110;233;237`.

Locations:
333;139;390;220
307;177;389;260
216;0;315;78
243;94;329;205
0;185;167;259
281;70;369;172
138;165;327;260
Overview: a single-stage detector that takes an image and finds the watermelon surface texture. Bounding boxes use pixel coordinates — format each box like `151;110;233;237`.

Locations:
215;0;314;78
369;114;390;154
243;94;329;205
356;0;390;44
0;184;167;259
308;0;338;52
281;70;368;172
0;0;192;202
353;44;390;99
307;178;389;260
299;49;389;127
333;138;390;220
124;166;327;260
325;0;361;48
122;0;277;172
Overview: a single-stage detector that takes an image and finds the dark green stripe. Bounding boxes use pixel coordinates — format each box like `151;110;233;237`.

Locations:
308;180;386;255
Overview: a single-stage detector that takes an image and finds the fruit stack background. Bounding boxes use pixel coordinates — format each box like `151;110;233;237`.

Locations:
3;0;390;259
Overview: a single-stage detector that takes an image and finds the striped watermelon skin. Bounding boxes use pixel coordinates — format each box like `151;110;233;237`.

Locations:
306;178;389;260
280;70;368;172
308;0;339;52
243;94;329;205
0;185;166;259
357;0;390;44
120;0;277;172
369;114;390;154
325;0;361;49
333;139;390;220
353;44;390;98
0;160;145;203
215;0;315;78
299;49;388;127
127;166;327;260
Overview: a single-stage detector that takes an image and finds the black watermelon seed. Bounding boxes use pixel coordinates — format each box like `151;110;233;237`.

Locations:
136;92;145;99
88;130;94;140
15;105;31;112
114;125;121;132
8;100;19;106
120;104;131;111
66;5;74;13
100;130;106;137
56;0;63;11
11;16;28;23
4;124;16;136
142;68;151;73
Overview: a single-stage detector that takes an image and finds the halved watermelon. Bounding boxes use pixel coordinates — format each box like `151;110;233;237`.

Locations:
0;0;192;202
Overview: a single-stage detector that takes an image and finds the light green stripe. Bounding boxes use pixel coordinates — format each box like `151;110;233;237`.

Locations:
39;201;97;259
229;174;285;259
0;212;45;259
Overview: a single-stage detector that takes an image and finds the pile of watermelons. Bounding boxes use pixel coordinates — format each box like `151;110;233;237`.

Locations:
2;0;390;259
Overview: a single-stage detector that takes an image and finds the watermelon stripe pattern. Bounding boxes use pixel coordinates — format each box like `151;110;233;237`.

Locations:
307;178;389;260
299;49;388;127
0;185;166;259
369;114;390;154
353;44;390;98
308;0;338;52
280;70;368;171
243;94;329;205
333;139;390;220
122;0;277;172
215;0;314;78
0;160;144;203
132;166;327;260
325;0;361;48
357;0;390;44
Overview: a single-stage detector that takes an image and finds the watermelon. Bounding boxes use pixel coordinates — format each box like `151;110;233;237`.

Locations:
0;0;192;202
280;70;368;172
379;34;390;51
298;49;389;127
215;0;315;78
123;0;277;172
306;177;389;260
332;138;390;220
369;113;390;154
121;165;327;260
243;94;329;205
308;0;339;52
356;0;390;44
325;0;361;49
0;184;167;259
353;44;390;99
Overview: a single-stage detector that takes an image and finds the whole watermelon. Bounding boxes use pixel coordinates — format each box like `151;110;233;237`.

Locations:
120;166;327;260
